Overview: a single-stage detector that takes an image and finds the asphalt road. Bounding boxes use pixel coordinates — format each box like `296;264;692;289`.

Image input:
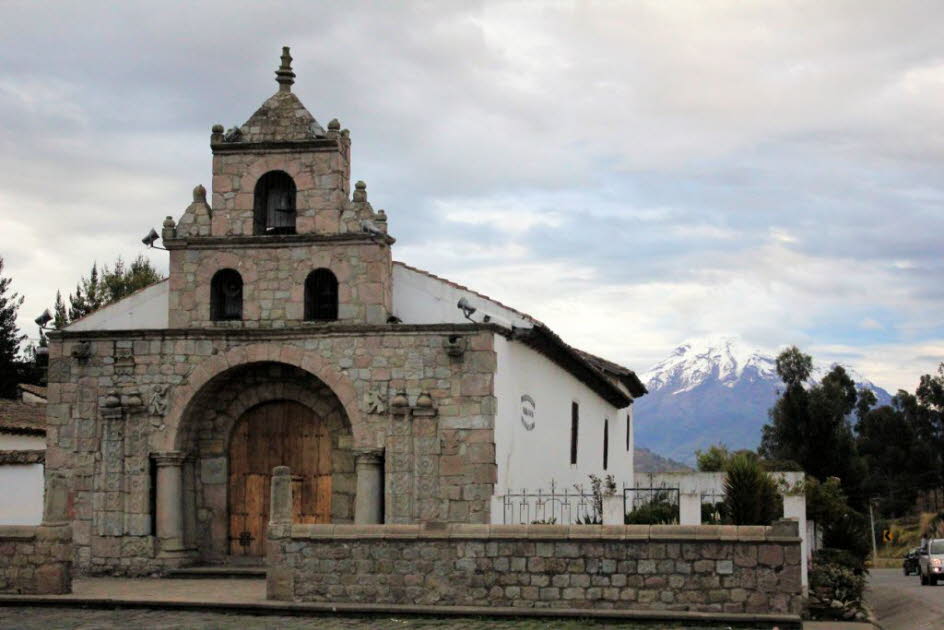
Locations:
868;567;944;630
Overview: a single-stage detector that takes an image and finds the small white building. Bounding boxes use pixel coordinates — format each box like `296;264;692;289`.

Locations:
0;386;47;525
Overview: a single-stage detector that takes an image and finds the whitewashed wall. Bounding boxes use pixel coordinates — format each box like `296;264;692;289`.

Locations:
391;263;530;327
0;465;44;525
493;335;633;496
67;280;169;331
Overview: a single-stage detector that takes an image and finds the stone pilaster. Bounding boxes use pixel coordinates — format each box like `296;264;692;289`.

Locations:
354;449;384;524
153;451;188;558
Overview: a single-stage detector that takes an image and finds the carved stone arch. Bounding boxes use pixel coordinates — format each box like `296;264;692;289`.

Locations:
158;342;365;453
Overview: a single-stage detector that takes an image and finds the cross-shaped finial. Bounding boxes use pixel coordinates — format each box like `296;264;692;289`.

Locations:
276;46;295;92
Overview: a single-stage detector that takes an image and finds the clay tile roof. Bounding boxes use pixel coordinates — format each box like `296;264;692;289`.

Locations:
17;383;47;400
575;349;648;398
0;399;46;434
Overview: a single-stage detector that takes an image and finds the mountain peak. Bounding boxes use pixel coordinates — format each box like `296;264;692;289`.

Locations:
635;335;893;464
643;334;775;394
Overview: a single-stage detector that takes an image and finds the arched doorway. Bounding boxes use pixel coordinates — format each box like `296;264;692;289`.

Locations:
227;399;333;556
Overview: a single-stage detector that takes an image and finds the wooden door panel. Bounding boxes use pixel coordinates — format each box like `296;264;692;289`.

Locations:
228;400;332;557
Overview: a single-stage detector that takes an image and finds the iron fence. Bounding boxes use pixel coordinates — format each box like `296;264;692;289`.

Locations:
623;486;680;525
701;492;726;525
501;480;599;525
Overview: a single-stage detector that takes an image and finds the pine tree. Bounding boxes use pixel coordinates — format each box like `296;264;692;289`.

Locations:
68;262;104;321
52;290;69;329
0;256;25;398
102;255;163;303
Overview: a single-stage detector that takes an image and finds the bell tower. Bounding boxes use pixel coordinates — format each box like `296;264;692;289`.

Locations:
163;47;393;328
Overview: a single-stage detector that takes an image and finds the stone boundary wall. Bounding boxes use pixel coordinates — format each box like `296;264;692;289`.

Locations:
267;522;802;614
0;525;72;594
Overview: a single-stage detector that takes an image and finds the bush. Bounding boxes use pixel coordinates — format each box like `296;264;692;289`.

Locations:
723;453;781;525
822;509;872;563
625;491;678;525
809;561;867;620
815;548;867;575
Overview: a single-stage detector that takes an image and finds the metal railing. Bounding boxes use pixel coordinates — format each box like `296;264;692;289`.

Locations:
501;480;599;525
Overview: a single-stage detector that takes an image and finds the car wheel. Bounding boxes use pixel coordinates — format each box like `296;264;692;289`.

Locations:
921;573;929;585
932;576;939;586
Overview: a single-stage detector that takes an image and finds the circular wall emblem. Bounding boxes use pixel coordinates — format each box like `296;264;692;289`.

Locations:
520;394;536;431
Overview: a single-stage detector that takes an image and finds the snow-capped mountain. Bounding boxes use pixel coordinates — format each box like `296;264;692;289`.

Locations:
634;335;892;465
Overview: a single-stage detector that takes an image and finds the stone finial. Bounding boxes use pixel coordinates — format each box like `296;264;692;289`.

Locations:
163;215;176;229
211;124;224;144
416;392;433;408
192;184;207;203
375;209;387;224
353;180;367;202
275;46;295;92
327;118;341;131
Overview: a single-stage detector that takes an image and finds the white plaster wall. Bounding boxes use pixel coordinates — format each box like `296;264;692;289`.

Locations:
392;263;530;327
0;465;44;525
67;280;169;331
493;335;633;499
0;434;45;450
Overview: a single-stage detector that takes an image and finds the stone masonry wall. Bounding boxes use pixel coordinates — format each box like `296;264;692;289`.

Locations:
268;522;802;615
167;240;393;327
0;525;72;594
46;326;498;575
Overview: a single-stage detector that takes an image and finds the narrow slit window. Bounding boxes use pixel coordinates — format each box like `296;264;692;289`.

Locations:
626;412;631;451
570;402;579;465
603;418;609;471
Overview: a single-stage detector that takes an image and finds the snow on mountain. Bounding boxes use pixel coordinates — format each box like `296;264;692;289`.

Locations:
635;335;892;465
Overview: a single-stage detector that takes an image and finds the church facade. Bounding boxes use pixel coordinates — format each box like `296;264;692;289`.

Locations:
46;48;645;574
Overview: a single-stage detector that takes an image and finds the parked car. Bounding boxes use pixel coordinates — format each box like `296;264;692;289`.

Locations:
919;539;944;585
904;548;920;576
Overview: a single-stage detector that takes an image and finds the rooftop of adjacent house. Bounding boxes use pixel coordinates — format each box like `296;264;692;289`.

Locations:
0;399;46;435
17;383;47;401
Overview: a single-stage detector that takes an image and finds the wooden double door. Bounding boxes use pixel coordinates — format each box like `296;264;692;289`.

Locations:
228;400;332;556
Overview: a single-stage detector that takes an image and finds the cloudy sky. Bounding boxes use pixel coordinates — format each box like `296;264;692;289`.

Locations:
1;1;942;392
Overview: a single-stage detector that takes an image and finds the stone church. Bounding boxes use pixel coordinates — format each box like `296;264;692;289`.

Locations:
46;48;646;574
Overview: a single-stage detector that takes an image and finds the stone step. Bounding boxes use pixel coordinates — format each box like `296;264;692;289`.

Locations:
164;566;266;579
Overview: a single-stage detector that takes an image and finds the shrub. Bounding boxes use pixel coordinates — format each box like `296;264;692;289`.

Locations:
625;491;678;525
815;548;867;575
723;453;781;525
809;561;867;619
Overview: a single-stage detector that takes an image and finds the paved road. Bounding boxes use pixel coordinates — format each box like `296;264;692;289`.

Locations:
0;607;786;630
868;567;944;630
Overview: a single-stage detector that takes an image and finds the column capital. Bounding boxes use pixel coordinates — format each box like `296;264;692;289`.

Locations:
353;448;384;466
152;451;187;467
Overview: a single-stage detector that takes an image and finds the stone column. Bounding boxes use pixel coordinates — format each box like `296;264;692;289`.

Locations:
267;466;294;601
153;451;187;557
354;448;384;524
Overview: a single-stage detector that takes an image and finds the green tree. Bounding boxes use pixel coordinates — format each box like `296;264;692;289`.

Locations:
68;262;104;321
52;290;68;329
696;444;732;472
0;256;26;398
760;349;866;505
101;255;163;303
62;256;164;323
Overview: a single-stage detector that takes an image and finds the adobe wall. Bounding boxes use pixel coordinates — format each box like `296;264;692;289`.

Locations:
267;522;803;615
45;325;498;575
